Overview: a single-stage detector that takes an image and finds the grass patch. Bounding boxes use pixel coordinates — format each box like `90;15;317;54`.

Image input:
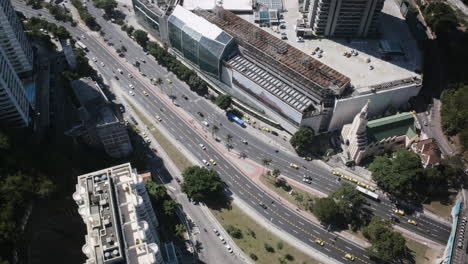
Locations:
126;100;192;171
423;200;454;219
210;202;320;264
260;176;315;210
406;238;443;264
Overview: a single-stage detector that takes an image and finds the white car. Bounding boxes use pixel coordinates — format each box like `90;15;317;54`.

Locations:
199;143;206;150
202;159;209;166
81;34;86;39
203;121;209;127
128;90;135;96
213;229;219;235
92;57;97;62
296;37;304;42
128;73;133;78
219;236;226;244
129;84;134;89
118;68;123;74
225;244;233;253
100;62;105;67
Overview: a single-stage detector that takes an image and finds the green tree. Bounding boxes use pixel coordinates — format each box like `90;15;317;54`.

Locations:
133;29;149;47
441;84;468;137
363;217;414;263
277;242;284;250
216;94;232;110
181;166;223;201
313;197;340;225
226;225;243;239
162;199;177;216
331;182;366;228
55;26;70;40
264;243;275;252
145;181;169;205
175;224;186;239
369;150;424;200
250;253;258;261
95;0;117;15
290;127;315;155
211;125;219;138
0;131;10;150
272;168;281;179
262;158;272;174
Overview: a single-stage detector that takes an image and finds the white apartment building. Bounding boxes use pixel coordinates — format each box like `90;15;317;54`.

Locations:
73;163;166;264
0;46;30;127
307;0;384;37
0;0;33;74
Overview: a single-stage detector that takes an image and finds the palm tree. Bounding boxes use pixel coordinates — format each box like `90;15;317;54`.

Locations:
262;158;272;175
272;168;281;179
212;125;219;138
226;134;233;143
225;134;233;150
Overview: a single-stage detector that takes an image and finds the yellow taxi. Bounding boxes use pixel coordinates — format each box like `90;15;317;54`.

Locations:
303;157;312;161
262;127;270;132
393;209;405;216
142;91;149;96
155;115;162;121
289;163;299;169
350;178;358;183
332;170;341;176
251;119;256;124
209;159;217;165
357;182;366;187
166;79;172;84
366;185;376;192
345;253;355;261
407;219;417;225
315;239;325;246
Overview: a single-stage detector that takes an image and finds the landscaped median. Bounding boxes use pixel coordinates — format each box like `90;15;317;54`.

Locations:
126;100;322;263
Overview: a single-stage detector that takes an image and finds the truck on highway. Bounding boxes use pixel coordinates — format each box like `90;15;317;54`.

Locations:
227;112;244;127
76;41;88;52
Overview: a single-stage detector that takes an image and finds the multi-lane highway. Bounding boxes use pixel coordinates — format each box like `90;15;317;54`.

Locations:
14;1;451;263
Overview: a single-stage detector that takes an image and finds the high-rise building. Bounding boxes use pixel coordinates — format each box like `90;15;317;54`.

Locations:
307;0;384;37
73;163;167;264
0;0;34;74
66;78;133;158
0;47;30;127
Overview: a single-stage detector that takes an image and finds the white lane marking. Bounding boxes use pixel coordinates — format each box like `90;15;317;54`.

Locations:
226;180;232;186
364;255;370;259
345;246;352;251
325;248;331;252
271;203;277;208
264;210;269;215
298;221;305;226
284;212;290;216
309;239;314;243
278;220;284;225
245;184;252;189
312;230;320;235
292;229;298;234
257;193;263;198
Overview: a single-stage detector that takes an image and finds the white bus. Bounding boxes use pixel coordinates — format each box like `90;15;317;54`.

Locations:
356;186;379;200
76;41;88;52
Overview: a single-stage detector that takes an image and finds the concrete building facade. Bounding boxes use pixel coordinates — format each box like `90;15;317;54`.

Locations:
0;46;30;127
73;163;165;264
341;102;418;164
67;78;132;158
307;0;384;37
0;0;33;74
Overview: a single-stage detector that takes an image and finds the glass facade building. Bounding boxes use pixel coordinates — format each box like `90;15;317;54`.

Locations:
168;6;237;78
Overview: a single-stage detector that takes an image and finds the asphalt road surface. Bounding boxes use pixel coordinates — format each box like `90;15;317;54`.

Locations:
13;2;451;263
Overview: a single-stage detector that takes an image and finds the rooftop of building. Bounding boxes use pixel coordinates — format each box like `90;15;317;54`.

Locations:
367;112;416;143
170;5;233;43
75;163;161;264
226;55;315;113
182;0;253;12
133;0;178;17
412;138;442;168
242;0;422;92
76;170;123;263
193;8;351;100
71;78;118;126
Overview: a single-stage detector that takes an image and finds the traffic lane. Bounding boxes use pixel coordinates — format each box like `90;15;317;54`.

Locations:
80;20;450;245
15;0;451;240
134;95;373;264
